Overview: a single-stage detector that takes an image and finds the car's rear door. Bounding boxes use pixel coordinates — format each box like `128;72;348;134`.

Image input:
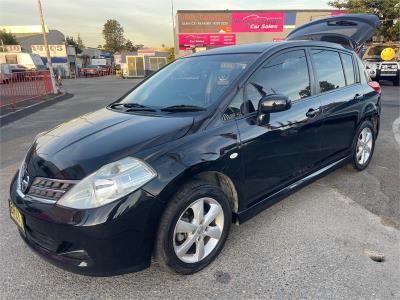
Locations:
235;48;323;208
309;47;365;163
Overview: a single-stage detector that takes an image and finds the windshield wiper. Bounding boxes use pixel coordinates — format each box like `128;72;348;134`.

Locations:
110;102;156;112
161;105;205;112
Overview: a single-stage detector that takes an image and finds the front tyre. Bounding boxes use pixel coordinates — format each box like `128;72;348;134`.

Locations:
352;121;375;171
155;181;232;274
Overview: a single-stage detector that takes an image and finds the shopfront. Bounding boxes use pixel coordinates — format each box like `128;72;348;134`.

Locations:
31;44;77;78
175;9;345;56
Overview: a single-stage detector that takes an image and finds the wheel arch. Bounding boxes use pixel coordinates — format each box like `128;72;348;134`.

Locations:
153;165;241;222
360;104;380;136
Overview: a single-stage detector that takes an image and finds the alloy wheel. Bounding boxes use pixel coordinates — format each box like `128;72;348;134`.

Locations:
356;127;373;166
173;197;224;263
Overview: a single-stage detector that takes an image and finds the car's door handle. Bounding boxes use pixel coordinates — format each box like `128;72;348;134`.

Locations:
354;93;363;101
306;108;320;118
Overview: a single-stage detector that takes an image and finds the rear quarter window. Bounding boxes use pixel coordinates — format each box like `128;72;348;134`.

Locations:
340;53;356;85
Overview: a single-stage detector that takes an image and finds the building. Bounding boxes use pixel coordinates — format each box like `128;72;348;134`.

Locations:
78;47;113;68
117;48;169;78
175;9;345;57
0;25;76;77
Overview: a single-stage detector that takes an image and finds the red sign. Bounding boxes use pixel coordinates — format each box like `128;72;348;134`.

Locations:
331;11;347;16
232;12;284;32
179;34;236;50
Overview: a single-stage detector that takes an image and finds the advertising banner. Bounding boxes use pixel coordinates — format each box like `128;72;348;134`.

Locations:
31;45;67;57
0;45;21;52
178;34;236;50
231;12;284;32
178;13;232;33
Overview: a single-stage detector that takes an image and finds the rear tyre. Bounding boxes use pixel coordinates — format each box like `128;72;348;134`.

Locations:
352;121;375;171
155;180;232;274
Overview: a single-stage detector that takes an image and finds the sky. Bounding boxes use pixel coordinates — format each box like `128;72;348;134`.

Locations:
0;0;331;48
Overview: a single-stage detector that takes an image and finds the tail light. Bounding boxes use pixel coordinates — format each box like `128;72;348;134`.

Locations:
368;81;381;94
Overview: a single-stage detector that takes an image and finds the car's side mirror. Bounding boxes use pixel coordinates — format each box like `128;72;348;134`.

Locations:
258;94;291;114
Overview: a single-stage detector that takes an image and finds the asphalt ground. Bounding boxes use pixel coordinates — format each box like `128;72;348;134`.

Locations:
0;77;399;299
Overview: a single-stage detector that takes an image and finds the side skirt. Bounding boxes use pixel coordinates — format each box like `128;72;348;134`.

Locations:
236;155;351;224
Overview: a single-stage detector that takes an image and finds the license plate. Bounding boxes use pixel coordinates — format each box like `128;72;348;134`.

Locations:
381;65;397;70
9;200;25;233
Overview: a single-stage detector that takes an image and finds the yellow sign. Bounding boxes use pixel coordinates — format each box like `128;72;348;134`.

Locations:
381;47;396;61
9;201;25;233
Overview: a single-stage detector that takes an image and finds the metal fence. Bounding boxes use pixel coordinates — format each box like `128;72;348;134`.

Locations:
0;70;53;108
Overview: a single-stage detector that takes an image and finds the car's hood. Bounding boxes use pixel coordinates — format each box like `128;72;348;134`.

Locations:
26;108;194;179
287;14;380;49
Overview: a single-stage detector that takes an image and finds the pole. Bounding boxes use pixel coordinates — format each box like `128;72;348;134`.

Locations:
37;0;58;94
171;0;176;57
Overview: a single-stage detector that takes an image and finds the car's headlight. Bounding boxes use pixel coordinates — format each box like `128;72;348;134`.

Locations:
57;157;156;209
364;61;377;70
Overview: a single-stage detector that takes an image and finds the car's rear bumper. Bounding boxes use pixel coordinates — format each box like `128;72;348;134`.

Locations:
9;177;164;276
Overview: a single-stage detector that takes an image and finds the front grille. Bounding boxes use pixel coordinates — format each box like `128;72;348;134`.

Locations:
26;177;77;202
381;63;398;69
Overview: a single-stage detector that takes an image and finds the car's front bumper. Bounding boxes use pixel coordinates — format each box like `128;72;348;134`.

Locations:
9;177;165;276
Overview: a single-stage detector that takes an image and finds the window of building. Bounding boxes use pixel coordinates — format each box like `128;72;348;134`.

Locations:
245;50;311;112
5;55;17;64
149;57;167;71
312;50;346;93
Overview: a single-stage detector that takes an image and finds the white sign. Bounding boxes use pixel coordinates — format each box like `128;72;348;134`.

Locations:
0;45;21;52
91;58;107;66
31;45;67;57
114;54;122;65
0;25;49;34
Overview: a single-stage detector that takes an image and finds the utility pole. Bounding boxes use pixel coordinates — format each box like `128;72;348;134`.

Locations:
37;0;58;94
170;0;176;57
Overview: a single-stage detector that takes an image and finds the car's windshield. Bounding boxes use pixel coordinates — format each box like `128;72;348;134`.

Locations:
120;54;257;109
363;45;400;61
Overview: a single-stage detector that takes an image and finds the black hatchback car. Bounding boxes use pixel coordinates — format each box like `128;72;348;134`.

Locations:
9;14;381;275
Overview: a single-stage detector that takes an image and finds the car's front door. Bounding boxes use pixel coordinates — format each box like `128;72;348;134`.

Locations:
235;49;323;209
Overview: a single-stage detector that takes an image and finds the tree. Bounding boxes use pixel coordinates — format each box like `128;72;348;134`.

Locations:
77;34;85;51
328;0;400;41
65;35;83;54
124;39;135;52
102;19;126;53
167;47;175;63
0;30;18;45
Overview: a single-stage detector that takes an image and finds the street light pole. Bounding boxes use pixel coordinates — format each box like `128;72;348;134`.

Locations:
171;0;175;38
37;0;58;94
171;0;176;57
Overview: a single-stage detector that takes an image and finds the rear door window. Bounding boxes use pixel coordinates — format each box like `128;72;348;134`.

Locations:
340;53;356;85
311;49;346;93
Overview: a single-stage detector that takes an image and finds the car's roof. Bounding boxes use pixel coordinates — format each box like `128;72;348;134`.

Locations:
187;40;349;57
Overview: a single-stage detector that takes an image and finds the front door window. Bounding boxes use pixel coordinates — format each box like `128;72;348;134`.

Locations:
245;49;311;113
